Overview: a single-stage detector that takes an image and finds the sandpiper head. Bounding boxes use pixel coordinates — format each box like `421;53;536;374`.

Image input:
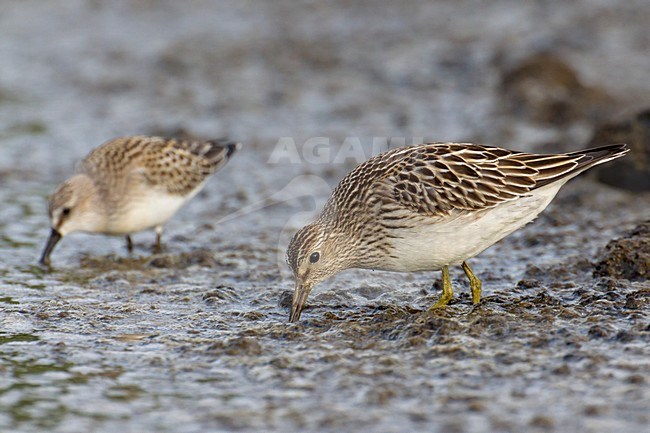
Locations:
286;222;352;322
39;175;103;265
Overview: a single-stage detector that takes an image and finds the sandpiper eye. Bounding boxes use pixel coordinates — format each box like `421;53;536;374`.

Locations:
62;207;71;217
309;252;320;264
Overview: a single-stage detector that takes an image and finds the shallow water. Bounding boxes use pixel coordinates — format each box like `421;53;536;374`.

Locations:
1;1;649;432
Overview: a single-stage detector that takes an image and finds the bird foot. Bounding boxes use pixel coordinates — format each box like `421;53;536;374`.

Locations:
429;293;453;309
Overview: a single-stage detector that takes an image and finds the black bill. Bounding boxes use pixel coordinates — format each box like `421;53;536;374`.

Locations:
39;228;62;266
289;283;311;323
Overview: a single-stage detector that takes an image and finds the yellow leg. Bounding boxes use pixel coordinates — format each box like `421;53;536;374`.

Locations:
462;261;482;304
431;265;453;309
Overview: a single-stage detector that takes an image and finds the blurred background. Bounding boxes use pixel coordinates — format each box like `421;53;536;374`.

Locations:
2;0;650;172
0;1;648;432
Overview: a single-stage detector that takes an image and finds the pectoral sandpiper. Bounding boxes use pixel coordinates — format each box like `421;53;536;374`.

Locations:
40;135;239;265
286;142;628;322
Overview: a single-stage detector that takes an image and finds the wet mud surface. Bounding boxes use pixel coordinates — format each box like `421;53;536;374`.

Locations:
1;1;649;432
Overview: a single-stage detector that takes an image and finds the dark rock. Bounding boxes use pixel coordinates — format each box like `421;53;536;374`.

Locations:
626;374;645;384
208;336;262;356
516;279;540;290
500;53;612;126
593;221;650;281
147;249;218;269
587;108;650;191
202;286;238;304
587;324;610;339
583;405;605;416
529;414;555;430
614;330;635;342
278;290;294;310
552;364;571;375
531;291;562;306
624;289;650;310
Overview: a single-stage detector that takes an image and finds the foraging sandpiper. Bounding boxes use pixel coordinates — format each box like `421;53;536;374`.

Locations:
286;142;628;322
39;135;239;265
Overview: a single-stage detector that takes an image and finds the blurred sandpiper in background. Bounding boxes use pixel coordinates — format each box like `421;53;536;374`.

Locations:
0;1;648;432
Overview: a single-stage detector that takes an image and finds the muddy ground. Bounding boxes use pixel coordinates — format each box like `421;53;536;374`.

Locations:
1;1;649;432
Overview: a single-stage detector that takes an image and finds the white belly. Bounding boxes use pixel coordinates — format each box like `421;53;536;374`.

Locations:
380;182;565;272
106;190;189;234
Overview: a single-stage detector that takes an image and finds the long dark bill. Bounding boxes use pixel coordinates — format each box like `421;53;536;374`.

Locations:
289;283;311;323
39;228;62;266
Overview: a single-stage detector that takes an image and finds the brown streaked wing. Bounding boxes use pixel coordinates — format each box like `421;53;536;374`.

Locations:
508;153;581;187
79;136;149;178
139;138;217;195
374;143;585;218
81;136;233;196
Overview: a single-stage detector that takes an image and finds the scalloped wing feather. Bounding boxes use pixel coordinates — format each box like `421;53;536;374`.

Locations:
79;136;238;195
362;142;626;219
